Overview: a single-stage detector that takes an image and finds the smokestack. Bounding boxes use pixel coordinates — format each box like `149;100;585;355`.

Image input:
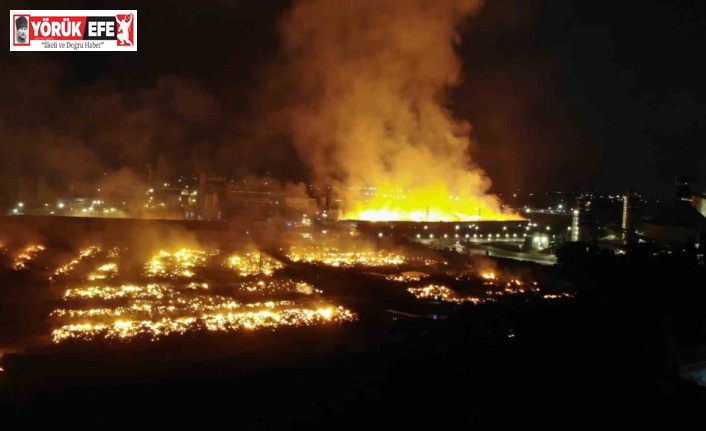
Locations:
622;190;631;238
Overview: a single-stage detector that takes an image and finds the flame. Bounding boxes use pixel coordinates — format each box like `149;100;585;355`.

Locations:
12;245;46;270
481;272;496;280
144;248;218;279
344;187;522;222
287;246;408;267
407;284;483;304
272;0;521;224
225;252;284;276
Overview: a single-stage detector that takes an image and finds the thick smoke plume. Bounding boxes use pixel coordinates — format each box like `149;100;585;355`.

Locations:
273;0;515;221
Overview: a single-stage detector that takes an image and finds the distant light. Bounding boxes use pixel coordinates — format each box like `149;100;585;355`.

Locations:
378;233;383;238
58;202;65;209
17;202;24;208
546;226;551;231
416;234;421;239
12;208;18;214
455;225;460;230
573;210;579;215
443;234;448;238
430;234;434;239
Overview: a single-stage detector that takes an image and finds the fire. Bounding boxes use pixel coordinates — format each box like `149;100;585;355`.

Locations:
51;277;355;343
87;263;118;281
543;293;574;300
64;284;170;300
53;246;101;279
344;188;522;222
144;248;218;279
481;272;496;280
225;252;284;276
12;245;46;270
51;306;356;343
287;246;406;267
407;285;483;305
272;1;525;225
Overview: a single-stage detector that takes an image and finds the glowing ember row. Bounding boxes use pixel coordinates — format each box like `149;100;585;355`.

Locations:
287;247;406;267
543;293;574;300
53;246;101;278
51;299;296;319
12;245;46;270
237;280;318;295
87;263;118;281
52;278;356;343
64;284;171;300
225;252;284;276
387;271;429;282
51;306;355;343
144;249;219;278
407;285;484;305
106;247;122;259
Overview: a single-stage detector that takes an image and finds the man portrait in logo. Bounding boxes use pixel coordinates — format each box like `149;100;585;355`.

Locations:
15;16;29;44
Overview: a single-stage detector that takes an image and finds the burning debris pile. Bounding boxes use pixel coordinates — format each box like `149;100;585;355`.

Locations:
51;281;355;343
402;268;568;306
0;226;572;350
12;245;46;270
144;248;219;279
407;285;483;304
29;242;357;343
52;246;102;280
287;246;407;268
225;252;284;276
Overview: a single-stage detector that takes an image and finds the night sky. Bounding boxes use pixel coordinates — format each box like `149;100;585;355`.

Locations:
2;0;706;197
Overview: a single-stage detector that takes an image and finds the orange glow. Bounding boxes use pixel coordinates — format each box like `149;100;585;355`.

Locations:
343;187;522;222
481;272;496;280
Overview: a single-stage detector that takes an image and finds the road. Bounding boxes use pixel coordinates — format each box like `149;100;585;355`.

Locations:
466;243;557;265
